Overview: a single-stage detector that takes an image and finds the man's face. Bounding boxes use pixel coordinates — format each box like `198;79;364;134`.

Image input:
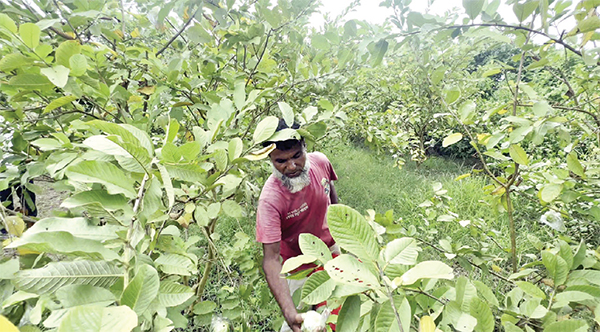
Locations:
269;144;307;178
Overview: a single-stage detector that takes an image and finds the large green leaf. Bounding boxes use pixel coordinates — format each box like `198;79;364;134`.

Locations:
157;280;194;307
14;260;123;294
469;298;494;332
24;217;122;241
472;280;499;307
542;251;568;286
19;22;40;48
397;261;454;286
509;144;529;165
66;160;136;198
83;135;151;172
41;65;70;88
540;184;562;203
155;254;196;276
299;233;333;265
383;237;419;267
57;305;137;332
253;116;279;143
7;231;119;260
8;73;53;90
543;319;588;332
463;0;484;20
327;204;379;263
44;95;78;113
456;276;477;312
281;255;317;274
0;13;17;33
69;54;88;76
301;271;336;305
516;281;546;299
89;121;153;156
120;264;159;315
0;53;33;72
55;40;81;68
55;284;116;308
567;152;585;178
325;254;380;289
513;0;539;22
337;295;361;332
375;296;410;332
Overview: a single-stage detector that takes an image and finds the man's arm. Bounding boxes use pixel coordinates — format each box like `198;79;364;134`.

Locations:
262;242;303;332
330;181;338;204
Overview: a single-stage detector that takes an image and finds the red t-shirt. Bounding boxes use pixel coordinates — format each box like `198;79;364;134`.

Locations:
256;152;338;262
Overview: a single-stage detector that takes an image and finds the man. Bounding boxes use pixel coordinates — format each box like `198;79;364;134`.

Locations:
256;120;339;332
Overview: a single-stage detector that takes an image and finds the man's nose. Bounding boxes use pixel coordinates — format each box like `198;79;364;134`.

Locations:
287;160;297;170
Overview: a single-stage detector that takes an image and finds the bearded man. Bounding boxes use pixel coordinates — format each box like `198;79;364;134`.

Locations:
256;120;339;332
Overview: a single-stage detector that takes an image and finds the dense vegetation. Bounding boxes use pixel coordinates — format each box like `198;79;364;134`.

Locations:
1;0;599;331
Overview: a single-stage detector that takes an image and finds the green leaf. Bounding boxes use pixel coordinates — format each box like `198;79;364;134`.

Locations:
57;305;138;332
299;233;333;265
69;54;88;76
8;231;119;260
155;254;196;276
336;295;361;332
214;149;228;171
55;40;81;68
482;68;501;77
554;291;594;306
516;281;546;299
327;204;379;263
253;116;279;143
31;138;62;151
278;102;295;127
89;121;153;156
370;39;388;67
509;144;529;165
456;276;478;312
443;133;463;147
66;160;137;198
473;280;499;307
444;86;461;104
0;259;19;279
567;152;585;178
25;217;122;241
120;264;159;315
44;95;77;113
0;13;17;33
228;137;243;161
14;260;123;294
470;298;494;332
193;205;209;226
8;73;53;90
542;251;568;286
383;237;419;266
540;184;562;203
301;271;336;305
513;1;539;22
463;0;485;20
158;280;194;307
578;16;600;33
0;53;34;72
558;240;574;270
398;261;454;286
222;200;243;219
325;254;380;289
193;301;216;315
544;319;588;332
166;118;180;144
375;296;410;332
19;23;41;49
41;65;70;88
55;284;116;308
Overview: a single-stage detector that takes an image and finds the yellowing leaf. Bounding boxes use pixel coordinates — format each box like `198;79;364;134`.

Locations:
454;173;471;181
137;86;156;95
6;216;25;237
183;7;190;20
419;315;436;332
498;109;508;115
0;315;19;332
492;265;502;272
130;28;140;38
442;133;463;147
114;29;124;39
243;143;275;161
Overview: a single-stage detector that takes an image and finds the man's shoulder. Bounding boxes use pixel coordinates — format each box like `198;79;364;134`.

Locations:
308;151;330;165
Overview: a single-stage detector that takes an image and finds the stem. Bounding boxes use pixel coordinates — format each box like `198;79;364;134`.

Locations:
156;7;199;56
379;264;404;332
124;173;149;288
506;190;518;273
196;230;215;299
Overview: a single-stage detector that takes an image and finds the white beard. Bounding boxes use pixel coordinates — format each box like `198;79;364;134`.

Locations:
272;156;311;193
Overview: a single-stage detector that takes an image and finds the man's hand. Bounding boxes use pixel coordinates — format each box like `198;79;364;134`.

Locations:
284;312;303;332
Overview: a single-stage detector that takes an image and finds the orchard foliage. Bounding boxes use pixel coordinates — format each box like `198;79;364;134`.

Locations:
0;0;385;330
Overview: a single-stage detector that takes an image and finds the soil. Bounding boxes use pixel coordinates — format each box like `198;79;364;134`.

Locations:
34;180;69;219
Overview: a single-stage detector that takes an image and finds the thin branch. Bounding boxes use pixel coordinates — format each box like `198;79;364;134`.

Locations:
156;7;200;56
52;0;82;43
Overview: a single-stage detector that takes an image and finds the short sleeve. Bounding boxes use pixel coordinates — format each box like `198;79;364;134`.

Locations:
256;198;282;244
312;152;337;181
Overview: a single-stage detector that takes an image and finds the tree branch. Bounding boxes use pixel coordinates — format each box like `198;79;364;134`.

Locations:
156;7;199;56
